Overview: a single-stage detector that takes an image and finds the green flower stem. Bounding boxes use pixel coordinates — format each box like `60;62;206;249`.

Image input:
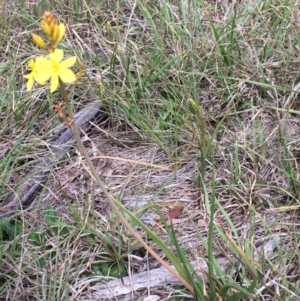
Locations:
59;79;194;294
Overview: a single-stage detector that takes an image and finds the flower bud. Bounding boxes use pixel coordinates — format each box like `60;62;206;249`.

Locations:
41;20;52;37
51;24;60;42
32;34;47;48
106;21;113;41
56;23;65;43
49;19;57;31
39;12;65;50
99;82;105;97
76;57;84;80
188;98;200;113
106;21;112;32
43;11;54;24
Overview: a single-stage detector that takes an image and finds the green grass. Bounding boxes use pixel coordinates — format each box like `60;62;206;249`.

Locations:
1;0;300;300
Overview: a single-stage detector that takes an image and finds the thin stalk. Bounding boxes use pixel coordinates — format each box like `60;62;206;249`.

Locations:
59;79;194;294
207;155;216;298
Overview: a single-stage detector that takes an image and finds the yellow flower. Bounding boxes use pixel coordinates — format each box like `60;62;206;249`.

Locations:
48;49;76;92
23;49;77;92
23;57;51;91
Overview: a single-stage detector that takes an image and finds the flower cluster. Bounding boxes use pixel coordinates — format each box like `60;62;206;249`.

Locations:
32;11;66;52
24;11;80;93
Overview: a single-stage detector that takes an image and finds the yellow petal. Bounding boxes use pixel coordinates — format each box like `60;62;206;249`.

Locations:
35;56;51;67
33;58;52;83
24;74;34;91
27;78;34;90
50;48;64;63
59;56;76;69
50;74;59;93
34;72;51;85
27;59;35;70
23;73;31;79
58;69;76;83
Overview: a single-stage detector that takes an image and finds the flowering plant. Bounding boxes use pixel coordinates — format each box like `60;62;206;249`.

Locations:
24;12;78;93
23;11;194;295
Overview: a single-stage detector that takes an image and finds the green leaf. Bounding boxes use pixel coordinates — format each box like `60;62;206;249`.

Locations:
36;257;48;269
28;227;45;245
3;222;23;240
100;262;127;277
42;205;59;224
